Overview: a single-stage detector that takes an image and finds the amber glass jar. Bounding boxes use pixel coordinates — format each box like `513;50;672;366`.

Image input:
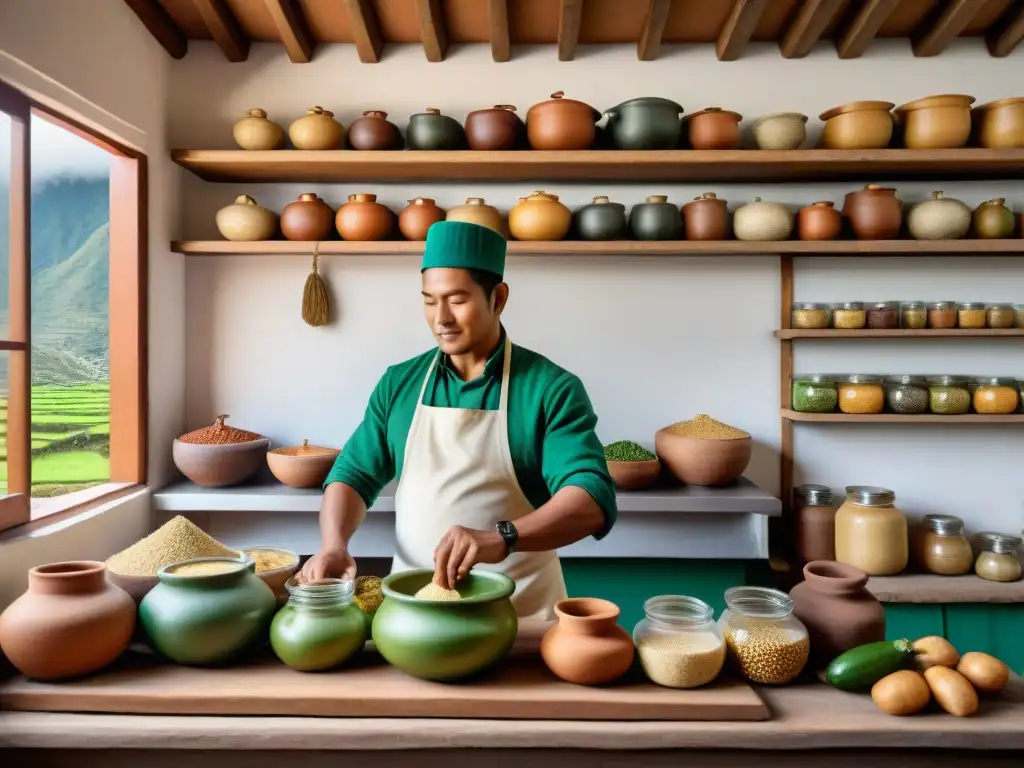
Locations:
973;376;1020;415
792;303;830;329
921;514;973;576
838;374;884;414
974;533;1022;583
834;486;908;576
927;301;957;329
793;484;836;564
831;302;866;330
957;302;987;329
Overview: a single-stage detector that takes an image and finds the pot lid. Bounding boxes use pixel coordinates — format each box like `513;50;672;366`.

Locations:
974;96;1024;112
896;94;975;112
644;194;669;204
361;109;389;118
753;111;808;125
921;190;965;204
979;197;1008;207
808;200;835;208
232;194;260;205
463;197;489;205
407;197;437;205
818;100;894;121
607;96;684;113
270;439;339;457
526;190;559;201
244;108;268;118
478;104;517;112
527;91;600;121
685;107;743;122
591;195;611;204
350;193;378;202
178;415;264;445
305;106;334;117
684;192;726;207
297;192;323;202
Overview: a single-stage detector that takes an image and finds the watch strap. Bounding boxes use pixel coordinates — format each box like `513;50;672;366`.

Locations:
496;520;518;554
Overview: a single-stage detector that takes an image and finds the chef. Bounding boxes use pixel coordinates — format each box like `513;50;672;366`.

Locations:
299;220;617;619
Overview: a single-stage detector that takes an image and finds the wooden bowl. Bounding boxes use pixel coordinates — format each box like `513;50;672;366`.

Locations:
895;94;974;149
654;428;752;486
239;546;300;605
607;459;661;490
267;441;340;488
818;100;894;150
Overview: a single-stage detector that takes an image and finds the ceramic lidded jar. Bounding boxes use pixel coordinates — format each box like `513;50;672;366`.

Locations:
604;97;684;150
907;191;970;240
797;201;841;241
406;107;466;150
971;198;1015;239
281;193;335;241
347;110;402;151
0;561;135;680
215;194;279;241
232;108;286;151
733;197;794;241
526;91;600;150
509;191;572;241
270;577;368;672
465;105;523;150
752;112;808;150
399;197;446;241
842;184;902;240
629;195;683;241
682;192;729;241
336;193;395;241
172;414;270;487
686;108;742;150
573;196;627;240
288;106;344;150
818;101;894;149
895;94;975;149
973;97;1024;149
445;197;505;234
540;598;635;685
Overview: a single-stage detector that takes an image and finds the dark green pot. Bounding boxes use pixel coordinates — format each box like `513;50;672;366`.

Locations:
372;569;517;681
605;97;684;150
406;108;466;150
270;577;367;672
573;196;628;240
629;195;683;240
139;557;276;666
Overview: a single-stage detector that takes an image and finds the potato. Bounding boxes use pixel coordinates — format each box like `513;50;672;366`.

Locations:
871;670;931;716
957;652;1010;695
924;666;979;717
912;636;960;670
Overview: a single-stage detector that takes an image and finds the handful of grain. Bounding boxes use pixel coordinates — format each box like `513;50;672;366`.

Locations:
414;581;462;601
106;516;239;576
665;414;749;441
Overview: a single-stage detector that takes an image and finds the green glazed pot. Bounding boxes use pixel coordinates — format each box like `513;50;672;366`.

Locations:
372;569;517;681
270;577;368;672
139;557;276;666
406;108;466;150
573;196;628;240
605;96;684;150
629;195;683;240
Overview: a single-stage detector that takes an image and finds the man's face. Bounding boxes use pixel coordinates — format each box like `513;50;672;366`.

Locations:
421;268;505;356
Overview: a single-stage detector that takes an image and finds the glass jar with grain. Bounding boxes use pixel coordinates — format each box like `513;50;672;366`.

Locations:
928;375;971;415
927;301;958;329
899;301;927;329
831;302;866;330
633;595;726;689
921;514;974;576
269;577;368;672
792;375;838;413
791;302;830;329
838;374;884;414
957;302;987;329
1015;304;1024;329
986;303;1016;329
866;301;900;329
834;486;908;576
973;376;1020;414
974;532;1022;583
793;484;836;563
717;587;809;685
884;375;929;415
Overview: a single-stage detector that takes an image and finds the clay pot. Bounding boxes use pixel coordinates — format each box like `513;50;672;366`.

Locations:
239;547;301;606
399;197;446;241
752;112;808;150
509;191;572;241
232;108;285;151
267;439;340;488
607;459;661;491
907;191;970;240
971;198;1015;239
573;196;627;240
733;197;794;242
215;194;278;241
288;106;344;150
818;101;894;149
604;97;684;150
789;561;886;670
654;427;752;486
540;598;635;685
686;108;742;150
336;193;395;241
281;193;335;241
347;110;401;151
842;184;903;240
406;108;465;150
0;561;135;680
682;193;729;241
629;195;683;241
797;201;842;241
465;105;523;150
446;197;505;235
172;415;271;487
895;94;974;149
972;97;1024;148
526;91;600;150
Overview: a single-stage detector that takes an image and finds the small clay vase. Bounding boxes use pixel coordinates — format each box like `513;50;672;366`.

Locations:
540;597;635;685
232;108;286;151
508;191;572;241
895;94;974;149
398;197;445;241
0;561;135;680
406;108;466;150
789;561;886;671
797;201;842;241
686;108;742;150
733;197;794;242
971;198;1015;239
526;91;600;151
465;105;523;150
906;191;970;240
347;110;401;151
818;101;894;150
752;112;807;150
842;184;902;240
446;197;505;235
280;193;335;241
682;193;729;241
629;195;683;241
288;106;344;150
336;193;395;241
573;196;628;240
215;194;279;241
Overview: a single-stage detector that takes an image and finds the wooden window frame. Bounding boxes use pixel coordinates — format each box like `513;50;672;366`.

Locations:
0;79;148;532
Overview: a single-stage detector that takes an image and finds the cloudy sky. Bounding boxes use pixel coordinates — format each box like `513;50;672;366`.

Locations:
0;113;110;181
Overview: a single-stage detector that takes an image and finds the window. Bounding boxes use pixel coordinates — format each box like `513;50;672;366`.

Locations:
0;80;146;531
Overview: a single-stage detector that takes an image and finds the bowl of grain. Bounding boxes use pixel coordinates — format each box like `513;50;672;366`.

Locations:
238;546;300;604
654;414;752;486
267;439;340;488
172;414;270;488
604;440;661;490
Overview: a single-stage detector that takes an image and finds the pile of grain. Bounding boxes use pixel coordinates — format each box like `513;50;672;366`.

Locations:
604;440;657;462
724;624;809;685
665;414;749;440
170;560;241;577
242;548;296;572
355;575;384;616
414;581;462;601
637;631;726;689
106;516;238;576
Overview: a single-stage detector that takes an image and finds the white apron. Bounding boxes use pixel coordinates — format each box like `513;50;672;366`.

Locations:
391;340;567;620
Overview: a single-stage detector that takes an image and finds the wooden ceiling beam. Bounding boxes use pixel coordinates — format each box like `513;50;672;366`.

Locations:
343;0;384;63
192;0;249;62
986;3;1024;57
911;0;988;58
716;0;769;61
835;0;900;59
264;0;313;63
489;0;510;62
416;0;449;62
123;0;188;59
558;0;583;61
638;0;671;61
780;0;844;59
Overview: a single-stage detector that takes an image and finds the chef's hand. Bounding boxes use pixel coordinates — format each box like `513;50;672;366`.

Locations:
433;525;507;590
298;547;357;584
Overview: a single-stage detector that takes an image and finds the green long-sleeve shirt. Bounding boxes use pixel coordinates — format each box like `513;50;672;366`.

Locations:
323;335;617;539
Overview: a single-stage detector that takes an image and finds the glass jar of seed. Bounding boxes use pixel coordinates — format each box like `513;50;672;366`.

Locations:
866;302;899;329
986;303;1016;329
957;302;986;329
927;301;958;329
791;302;830;329
633;595;726;689
928;375;971;415
1015;304;1024;329
884;375;929;415
899;301;927;329
975;532;1022;583
831;302;866;330
838;374;885;414
717;586;809;685
973;376;1020;415
791;375;838;413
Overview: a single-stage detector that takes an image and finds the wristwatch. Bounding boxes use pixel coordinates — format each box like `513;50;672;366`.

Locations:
495;520;519;555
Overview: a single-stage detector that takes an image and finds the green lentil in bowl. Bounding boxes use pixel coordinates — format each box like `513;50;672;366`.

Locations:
604;440;657;462
928;375;971;415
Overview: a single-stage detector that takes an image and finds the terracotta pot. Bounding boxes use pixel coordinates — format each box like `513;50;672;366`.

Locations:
336;193;395;241
733;197;793;242
446;197;505;235
347;110;401;151
607;459;661;491
399;197;446;241
465;105;523;150
797;201;842;241
686;108;742;150
215;194;278;241
906;191;970;240
604;97;684;150
789;560;886;670
682;192;729;241
895;94;974;149
288;106;344;150
267;439;340;488
752;112;807;150
0;561;135;680
508;191;572;241
239;546;301;606
818;101;894;149
629;195;683;240
842;184;902;240
173;414;271;487
280;193;335;241
973;97;1024;148
526;91;600;150
971;198;1015;239
233;108;285;151
540;598;635;685
573;196;627;240
406;108;465;150
654;428;752;486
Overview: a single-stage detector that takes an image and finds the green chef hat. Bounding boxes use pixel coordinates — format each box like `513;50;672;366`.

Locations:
421;220;506;279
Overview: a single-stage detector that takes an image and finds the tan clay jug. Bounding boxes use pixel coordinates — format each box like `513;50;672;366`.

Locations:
232;108;286;151
288;106;344;150
445;197;505;235
508;191;572;241
215;194;279;241
540;597;635;685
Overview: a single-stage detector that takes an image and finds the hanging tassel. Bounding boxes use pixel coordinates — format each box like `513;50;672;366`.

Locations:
302;241;331;327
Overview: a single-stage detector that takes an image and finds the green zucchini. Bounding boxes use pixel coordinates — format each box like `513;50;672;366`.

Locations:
824;639;917;691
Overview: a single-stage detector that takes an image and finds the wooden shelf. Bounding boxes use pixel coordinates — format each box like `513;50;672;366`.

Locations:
170;148;1024;184
866;574;1024;604
782;410;1024;424
776;329;1024;339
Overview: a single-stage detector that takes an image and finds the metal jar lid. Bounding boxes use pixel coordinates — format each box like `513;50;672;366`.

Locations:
928;301;957;310
842;374;883;385
886;374;927;387
957;302;986;310
976;376;1017;387
928;375;966;387
795;373;836;384
978;532;1022;555
834;302;864;310
924;514;965;536
869;301;899;310
794;484;833;506
793;302;827;310
844;485;896;506
986;303;1014;310
900;301;925;309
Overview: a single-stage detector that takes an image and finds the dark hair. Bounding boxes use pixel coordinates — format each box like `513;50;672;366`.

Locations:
466;268;503;298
